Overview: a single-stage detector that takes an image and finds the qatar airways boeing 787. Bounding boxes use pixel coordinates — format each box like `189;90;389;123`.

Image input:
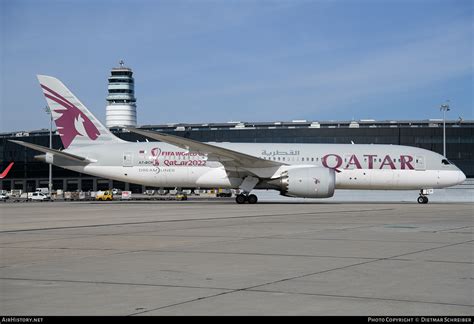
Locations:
10;75;466;204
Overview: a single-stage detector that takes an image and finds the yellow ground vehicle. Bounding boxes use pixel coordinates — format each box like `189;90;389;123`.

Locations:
216;188;232;197
96;190;113;201
175;194;187;201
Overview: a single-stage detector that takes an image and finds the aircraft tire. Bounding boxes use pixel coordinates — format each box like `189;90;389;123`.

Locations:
236;194;246;204
417;196;426;204
247;194;258;204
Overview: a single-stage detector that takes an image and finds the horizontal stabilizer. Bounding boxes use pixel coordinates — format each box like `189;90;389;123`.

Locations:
9;140;89;163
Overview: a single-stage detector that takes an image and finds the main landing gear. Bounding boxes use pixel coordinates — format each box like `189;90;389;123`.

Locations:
236;176;259;204
236;193;258;204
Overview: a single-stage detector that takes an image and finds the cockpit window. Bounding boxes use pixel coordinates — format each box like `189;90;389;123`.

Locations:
441;159;451;165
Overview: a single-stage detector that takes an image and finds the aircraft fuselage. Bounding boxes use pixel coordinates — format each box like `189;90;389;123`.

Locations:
55;142;465;191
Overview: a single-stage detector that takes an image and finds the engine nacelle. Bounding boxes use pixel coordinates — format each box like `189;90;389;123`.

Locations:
279;167;335;198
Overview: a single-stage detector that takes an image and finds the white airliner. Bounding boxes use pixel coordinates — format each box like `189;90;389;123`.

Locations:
10;75;466;204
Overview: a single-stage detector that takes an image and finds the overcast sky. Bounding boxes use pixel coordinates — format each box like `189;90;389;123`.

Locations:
0;0;472;132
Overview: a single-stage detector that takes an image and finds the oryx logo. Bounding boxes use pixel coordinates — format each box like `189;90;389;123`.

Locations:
41;84;100;148
151;147;161;166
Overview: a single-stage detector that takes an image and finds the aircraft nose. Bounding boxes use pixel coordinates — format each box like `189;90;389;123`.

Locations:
458;171;466;184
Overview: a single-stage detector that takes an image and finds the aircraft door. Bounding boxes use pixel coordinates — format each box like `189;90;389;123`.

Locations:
123;152;133;167
415;155;425;170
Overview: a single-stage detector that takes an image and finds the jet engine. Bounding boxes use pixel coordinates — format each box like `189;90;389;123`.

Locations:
278;167;336;198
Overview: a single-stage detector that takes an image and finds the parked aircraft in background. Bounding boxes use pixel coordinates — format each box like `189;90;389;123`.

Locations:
10;76;466;204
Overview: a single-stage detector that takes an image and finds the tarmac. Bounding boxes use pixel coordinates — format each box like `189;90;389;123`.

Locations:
0;198;473;315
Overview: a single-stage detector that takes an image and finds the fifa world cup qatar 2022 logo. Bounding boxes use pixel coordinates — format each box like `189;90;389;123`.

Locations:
151;147;161;166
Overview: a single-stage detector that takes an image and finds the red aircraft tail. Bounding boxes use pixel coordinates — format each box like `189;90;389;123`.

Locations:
0;162;14;179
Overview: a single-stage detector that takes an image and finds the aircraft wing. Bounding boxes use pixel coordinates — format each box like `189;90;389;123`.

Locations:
127;128;284;169
9;140;90;163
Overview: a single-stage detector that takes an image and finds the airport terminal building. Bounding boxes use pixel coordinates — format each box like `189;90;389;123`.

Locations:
1;119;473;193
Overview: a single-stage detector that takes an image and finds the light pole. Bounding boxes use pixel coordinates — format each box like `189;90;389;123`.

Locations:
45;106;53;196
440;101;450;157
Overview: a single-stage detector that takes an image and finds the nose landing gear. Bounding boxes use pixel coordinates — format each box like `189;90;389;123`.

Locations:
417;189;432;204
417;195;428;204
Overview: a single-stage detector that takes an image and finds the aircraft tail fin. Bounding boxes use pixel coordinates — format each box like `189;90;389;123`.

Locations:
0;162;14;179
37;75;124;149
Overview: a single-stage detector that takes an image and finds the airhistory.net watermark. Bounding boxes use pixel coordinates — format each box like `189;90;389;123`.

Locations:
1;317;43;323
367;317;472;323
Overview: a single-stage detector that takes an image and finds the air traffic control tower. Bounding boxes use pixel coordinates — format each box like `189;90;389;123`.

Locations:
106;60;137;128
